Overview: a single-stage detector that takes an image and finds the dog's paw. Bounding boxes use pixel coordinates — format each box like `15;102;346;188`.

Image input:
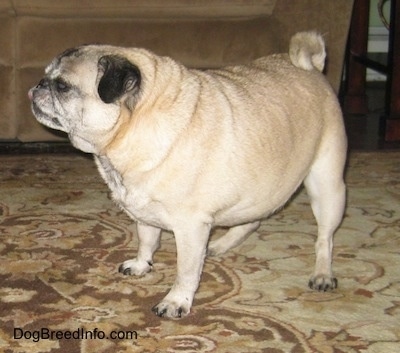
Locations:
151;300;190;319
118;258;152;277
308;275;338;291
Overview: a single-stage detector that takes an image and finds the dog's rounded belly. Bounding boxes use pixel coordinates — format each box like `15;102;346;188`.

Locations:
119;185;290;230
212;194;288;227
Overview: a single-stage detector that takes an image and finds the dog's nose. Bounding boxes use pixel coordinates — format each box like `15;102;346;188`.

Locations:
28;78;49;101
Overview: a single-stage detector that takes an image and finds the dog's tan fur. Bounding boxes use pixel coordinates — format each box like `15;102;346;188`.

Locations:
29;31;347;318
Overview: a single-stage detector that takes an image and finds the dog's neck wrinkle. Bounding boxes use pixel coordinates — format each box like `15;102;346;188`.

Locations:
102;64;199;177
142;56;186;112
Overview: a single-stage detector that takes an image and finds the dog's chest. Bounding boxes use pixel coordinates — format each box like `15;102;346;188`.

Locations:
95;156;127;201
94;156;170;228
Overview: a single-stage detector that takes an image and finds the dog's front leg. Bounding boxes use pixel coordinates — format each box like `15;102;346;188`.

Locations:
119;223;161;276
152;222;211;318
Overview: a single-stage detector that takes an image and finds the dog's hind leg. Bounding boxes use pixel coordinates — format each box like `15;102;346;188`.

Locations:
304;144;346;291
207;221;260;256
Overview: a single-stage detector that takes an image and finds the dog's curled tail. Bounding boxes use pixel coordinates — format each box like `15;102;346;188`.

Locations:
289;31;326;72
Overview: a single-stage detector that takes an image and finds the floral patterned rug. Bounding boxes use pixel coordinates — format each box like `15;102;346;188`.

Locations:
0;151;399;353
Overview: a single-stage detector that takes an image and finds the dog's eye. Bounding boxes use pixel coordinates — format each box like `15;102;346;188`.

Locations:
55;79;71;93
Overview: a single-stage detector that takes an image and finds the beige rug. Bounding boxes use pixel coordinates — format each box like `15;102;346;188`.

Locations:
0;151;399;352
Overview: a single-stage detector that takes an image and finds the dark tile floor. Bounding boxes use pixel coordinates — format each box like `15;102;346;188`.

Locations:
343;82;400;150
1;82;399;154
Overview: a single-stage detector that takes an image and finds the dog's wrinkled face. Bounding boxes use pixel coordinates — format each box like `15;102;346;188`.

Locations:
29;46;141;153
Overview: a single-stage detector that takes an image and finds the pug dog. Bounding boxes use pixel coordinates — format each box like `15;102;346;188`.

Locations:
29;31;347;318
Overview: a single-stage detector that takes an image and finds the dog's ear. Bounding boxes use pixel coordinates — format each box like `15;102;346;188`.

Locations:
97;55;141;104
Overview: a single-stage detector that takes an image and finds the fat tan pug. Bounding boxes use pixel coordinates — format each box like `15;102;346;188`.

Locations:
29;32;347;318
